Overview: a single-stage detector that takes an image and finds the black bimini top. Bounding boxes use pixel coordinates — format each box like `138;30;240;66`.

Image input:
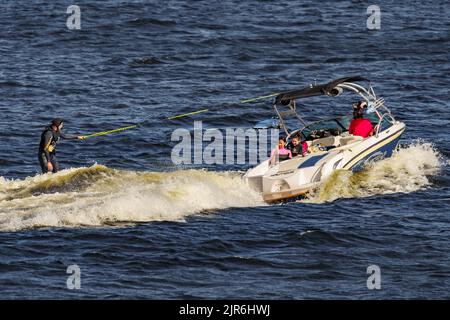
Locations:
275;76;369;105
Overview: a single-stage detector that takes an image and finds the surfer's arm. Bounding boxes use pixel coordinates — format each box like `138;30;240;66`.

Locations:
60;132;84;140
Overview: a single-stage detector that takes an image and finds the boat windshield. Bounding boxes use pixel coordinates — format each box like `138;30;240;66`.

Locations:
297;111;389;141
299;116;350;140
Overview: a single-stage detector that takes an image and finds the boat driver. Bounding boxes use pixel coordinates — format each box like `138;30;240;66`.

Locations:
348;101;374;138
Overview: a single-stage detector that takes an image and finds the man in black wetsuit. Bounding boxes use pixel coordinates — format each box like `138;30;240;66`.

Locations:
38;118;85;173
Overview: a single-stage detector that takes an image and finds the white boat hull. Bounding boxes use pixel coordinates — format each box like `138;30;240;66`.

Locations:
244;122;406;203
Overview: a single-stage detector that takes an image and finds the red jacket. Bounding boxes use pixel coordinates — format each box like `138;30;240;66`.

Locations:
349;118;373;138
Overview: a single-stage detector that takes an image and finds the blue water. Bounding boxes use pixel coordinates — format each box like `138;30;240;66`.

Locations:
0;0;449;299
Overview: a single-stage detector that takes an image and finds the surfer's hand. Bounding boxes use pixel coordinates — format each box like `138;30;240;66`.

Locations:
47;162;53;171
77;136;85;140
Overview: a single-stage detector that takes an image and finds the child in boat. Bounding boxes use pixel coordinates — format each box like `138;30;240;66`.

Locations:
289;135;308;157
270;137;292;165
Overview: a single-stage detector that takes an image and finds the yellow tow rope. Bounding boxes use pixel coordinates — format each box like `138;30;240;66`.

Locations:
80;107;212;139
82;108;209;139
167;108;209;120
83;125;138;139
240;92;280;103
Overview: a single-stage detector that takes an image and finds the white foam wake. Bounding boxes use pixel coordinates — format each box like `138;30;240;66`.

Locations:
0;141;444;231
304;141;443;203
0;166;264;232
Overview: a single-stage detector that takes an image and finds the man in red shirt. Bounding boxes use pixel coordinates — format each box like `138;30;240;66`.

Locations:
348;101;374;138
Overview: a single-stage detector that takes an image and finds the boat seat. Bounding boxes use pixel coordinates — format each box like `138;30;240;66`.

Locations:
339;135;363;146
311;136;340;147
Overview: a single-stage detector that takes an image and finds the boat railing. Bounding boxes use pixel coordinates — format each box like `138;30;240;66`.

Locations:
375;112;396;137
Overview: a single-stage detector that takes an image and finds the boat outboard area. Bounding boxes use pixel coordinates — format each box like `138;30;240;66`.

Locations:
244;76;406;203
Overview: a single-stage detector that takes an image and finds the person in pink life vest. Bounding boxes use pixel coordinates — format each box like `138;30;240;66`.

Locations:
270;137;292;165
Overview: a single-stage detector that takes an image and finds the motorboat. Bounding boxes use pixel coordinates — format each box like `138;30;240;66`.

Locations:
244;76;406;203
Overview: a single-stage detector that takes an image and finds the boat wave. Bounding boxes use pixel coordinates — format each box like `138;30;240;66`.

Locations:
304;141;443;203
0;142;442;232
0;166;264;232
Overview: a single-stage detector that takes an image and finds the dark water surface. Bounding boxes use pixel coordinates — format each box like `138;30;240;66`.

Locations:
0;0;449;299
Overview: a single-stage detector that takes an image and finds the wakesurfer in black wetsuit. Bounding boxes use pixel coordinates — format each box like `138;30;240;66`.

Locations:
38;118;85;173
